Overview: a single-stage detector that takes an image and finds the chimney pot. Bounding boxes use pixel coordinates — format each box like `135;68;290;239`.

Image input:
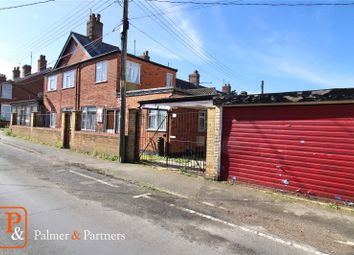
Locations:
0;74;6;83
12;67;20;80
140;50;150;61
222;83;231;94
87;13;103;42
22;64;31;77
37;55;47;72
188;70;200;87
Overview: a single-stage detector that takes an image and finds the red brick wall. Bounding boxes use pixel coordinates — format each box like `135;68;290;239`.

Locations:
57;40;89;67
12;75;44;102
44;49;176;129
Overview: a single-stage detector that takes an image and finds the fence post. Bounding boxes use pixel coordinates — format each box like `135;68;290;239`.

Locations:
126;108;139;163
71;111;81;148
60;112;67;148
30;112;37;136
205;106;221;180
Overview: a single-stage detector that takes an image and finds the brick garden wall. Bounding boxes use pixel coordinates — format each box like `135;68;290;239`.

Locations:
31;127;61;146
11;125;31;137
71;131;119;155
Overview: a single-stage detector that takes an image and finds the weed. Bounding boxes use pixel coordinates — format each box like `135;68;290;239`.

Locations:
328;203;340;210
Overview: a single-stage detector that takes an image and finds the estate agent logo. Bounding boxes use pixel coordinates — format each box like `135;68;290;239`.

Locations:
0;206;28;249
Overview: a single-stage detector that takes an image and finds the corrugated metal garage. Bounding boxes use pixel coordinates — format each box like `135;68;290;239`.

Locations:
221;104;354;201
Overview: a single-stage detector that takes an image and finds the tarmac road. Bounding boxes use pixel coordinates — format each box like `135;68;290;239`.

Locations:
0;136;344;255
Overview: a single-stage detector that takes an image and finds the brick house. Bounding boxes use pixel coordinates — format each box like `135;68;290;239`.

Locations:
44;13;220;135
0;56;49;127
44;13;181;133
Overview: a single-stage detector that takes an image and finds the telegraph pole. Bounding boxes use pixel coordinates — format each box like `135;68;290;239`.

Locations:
119;0;129;163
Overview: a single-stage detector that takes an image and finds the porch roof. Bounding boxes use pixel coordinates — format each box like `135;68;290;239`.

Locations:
139;95;215;109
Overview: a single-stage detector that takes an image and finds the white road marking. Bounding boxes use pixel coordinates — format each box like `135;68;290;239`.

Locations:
335;240;354;246
69;170;119;188
202;201;227;210
133;193;153;199
169;203;329;255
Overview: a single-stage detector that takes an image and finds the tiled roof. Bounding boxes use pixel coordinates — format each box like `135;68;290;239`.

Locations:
183;87;219;96
72;32;118;57
176;78;204;90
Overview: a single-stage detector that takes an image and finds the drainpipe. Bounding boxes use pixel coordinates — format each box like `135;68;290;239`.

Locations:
75;64;81;110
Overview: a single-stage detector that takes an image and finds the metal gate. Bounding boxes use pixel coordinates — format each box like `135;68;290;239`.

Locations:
137;109;206;173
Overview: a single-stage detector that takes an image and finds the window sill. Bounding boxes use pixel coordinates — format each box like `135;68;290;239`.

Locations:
62;86;75;90
146;128;167;132
95;80;108;85
47;90;57;93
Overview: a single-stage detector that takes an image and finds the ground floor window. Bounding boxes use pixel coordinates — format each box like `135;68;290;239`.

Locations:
147;109;167;131
105;109;119;133
49;112;56;128
198;110;207;132
0;104;11;121
81;106;96;131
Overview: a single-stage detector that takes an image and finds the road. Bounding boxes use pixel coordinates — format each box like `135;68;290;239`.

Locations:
0;136;344;255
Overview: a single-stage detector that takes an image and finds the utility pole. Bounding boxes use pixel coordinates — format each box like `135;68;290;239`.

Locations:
119;0;129;163
261;80;264;94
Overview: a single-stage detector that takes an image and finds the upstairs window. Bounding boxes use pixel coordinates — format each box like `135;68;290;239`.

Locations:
126;60;141;84
1;83;12;99
48;75;57;91
147;110;167;131
63;70;75;88
96;61;107;83
166;73;173;88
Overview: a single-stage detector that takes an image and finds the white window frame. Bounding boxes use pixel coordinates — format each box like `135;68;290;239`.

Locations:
198;110;207;132
48;75;57;91
63;70;75;89
166;73;173;88
126;60;141;84
81;106;96;131
147;109;167;131
1;104;11;121
96;61;107;83
49;112;56;128
1;83;12;99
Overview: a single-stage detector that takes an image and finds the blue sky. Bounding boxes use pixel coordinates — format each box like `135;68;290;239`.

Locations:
1;0;354;93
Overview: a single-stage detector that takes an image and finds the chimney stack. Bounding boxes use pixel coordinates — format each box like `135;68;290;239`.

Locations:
37;55;47;72
0;74;6;83
22;65;31;77
222;83;231;94
189;70;200;87
13;67;20;80
140;51;150;61
87;13;103;42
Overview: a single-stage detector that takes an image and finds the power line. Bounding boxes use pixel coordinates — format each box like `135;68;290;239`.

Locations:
134;0;258;89
11;0;117;64
10;0;110;62
0;0;54;11
146;0;354;6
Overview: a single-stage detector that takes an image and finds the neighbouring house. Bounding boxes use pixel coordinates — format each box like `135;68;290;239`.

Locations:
213;88;354;201
9;56;50;126
0;74;11;127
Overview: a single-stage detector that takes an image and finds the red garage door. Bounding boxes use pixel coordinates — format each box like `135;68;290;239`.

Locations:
221;104;354;201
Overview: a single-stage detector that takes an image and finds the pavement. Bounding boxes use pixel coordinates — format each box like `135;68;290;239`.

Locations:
0;131;353;255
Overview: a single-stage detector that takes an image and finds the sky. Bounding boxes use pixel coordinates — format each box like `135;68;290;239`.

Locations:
1;0;354;93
